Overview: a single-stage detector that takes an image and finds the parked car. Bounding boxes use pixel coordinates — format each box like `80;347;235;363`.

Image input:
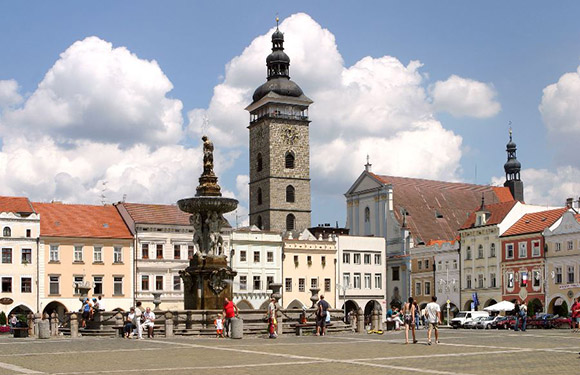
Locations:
451;311;490;329
464;316;487;329
494;315;517;330
491;316;511;329
475;315;501;329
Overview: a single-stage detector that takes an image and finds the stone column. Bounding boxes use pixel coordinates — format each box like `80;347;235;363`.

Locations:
276;309;283;336
33;313;41;338
165;312;174;338
115;312;124;327
70;313;79;339
356;308;364;333
37;319;50;339
186;311;192;330
50;312;59;336
371;309;379;330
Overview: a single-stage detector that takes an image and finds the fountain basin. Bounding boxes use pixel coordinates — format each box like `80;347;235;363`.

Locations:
178;196;239;215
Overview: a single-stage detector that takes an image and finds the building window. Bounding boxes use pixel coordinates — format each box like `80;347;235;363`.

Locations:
93;276;103;295
141;275;149;291
374;274;382;289
325;278;331;292
267;276;274;289
73;276;84;294
321;255;326;266
113;276;123;295
253;276;261;290
490;243;496;258
490;273;497;288
343;253;350;264
49;276;59;295
415;282;421;296
477;274;484;289
257;188;263;205
425;281;431;295
520;271;528;287
353;273;361;289
453;260;458;269
532;241;541;257
506;272;514;289
142;244;149;259
505;244;514;259
364;254;371;264
354;253;361;264
425;259;430;269
294;255;299;265
533;270;541;287
239;276;247;290
286;185;295;203
49;245;59;262
21;277;32;293
466;246;472;260
2;227;10;237
555;267;563;283
1;277;11;293
311;278;318;289
364;207;370;222
286;214;295;231
74;246;83;262
299;278;305;292
256;153;263;172
567;266;575;284
518;242;527;258
1;248;11;264
307;255;312;265
155;276;163;290
374;254;381;265
343;273;351;287
113;246;123;263
240;250;247;262
174;245;181;260
364;273;371;289
267;251;274;263
392;267;400;281
253;251;260;263
188;245;194;259
93;246;103;263
173;275;181;291
285;152;295;169
466;274;472;289
477;245;484;259
156;244;163;259
418;260;422;270
285;278;292;292
555;242;561;251
26;229;31;238
568;240;574;250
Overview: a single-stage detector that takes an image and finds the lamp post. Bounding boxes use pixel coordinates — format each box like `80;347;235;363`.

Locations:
337;283;349;322
439;268;457;326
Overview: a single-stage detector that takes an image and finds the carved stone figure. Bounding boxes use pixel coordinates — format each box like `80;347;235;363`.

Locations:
202;135;214;176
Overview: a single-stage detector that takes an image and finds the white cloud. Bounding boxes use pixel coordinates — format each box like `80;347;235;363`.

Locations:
430;75;501;118
491;167;580;207
235;175;249;204
0;79;23;108
1;37;183;146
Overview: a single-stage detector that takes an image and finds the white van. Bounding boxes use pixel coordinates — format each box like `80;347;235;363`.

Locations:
451;311;489;329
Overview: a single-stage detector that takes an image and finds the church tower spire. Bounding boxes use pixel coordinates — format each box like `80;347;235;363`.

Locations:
245;21;313;234
503;128;524;202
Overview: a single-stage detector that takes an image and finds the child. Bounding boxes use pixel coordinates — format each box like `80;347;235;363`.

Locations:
214;314;224;338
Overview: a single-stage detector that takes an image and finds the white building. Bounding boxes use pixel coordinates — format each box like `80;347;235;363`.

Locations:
336;235;386;318
230;226;283;310
433;241;460;318
0;197;40;317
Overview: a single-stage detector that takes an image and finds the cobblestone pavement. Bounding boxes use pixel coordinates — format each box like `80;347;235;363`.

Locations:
0;329;579;375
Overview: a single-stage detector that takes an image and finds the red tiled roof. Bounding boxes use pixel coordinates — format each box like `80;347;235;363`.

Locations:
0;196;35;214
371;174;514;243
118;203;191;225
32;202;133;239
502;207;569;237
576;214;580;223
460;201;518;230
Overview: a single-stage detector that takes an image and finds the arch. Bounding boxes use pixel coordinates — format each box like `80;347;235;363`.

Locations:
286;214;295;231
343;299;359;314
528;298;543;316
43;301;68;320
419;302;428;310
8;304;33;317
2;227;11;237
464;299;473;311
548;295;569;316
285;185;295;203
257;188;263;205
440;303;459;321
484;299;497;308
364;207;371;235
285;152;295;169
237;299;254;310
256;153;263;172
259;300;270;310
286;299;305;309
256;215;263;230
364;300;382;318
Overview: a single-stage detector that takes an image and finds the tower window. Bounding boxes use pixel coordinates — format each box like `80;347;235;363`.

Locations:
257;153;263;172
285;152;295;169
364;207;370;222
257;188;263;205
286;185;295;203
286;214;295;231
256;215;263;230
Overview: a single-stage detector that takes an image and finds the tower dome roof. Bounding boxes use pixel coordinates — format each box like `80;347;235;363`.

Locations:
272;28;284;42
252;77;304;102
504;158;521;173
266;49;290;64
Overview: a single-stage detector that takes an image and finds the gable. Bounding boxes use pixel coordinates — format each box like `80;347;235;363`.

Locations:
545;211;580;236
344;172;383;196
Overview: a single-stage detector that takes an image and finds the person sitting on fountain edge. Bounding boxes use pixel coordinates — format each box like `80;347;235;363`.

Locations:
222;297;239;337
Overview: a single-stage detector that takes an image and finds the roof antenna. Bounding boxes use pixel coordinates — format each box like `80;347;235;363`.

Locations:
276;13;279;29
508;120;512;141
100;181;108;205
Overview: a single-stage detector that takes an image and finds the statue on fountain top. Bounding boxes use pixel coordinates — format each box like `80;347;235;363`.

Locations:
202;135;214;177
196;135;222;196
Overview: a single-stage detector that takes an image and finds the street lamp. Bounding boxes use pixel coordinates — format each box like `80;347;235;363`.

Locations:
439;268;457;326
336;283;349;322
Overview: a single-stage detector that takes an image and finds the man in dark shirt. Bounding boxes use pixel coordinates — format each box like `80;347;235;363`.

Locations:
316;295;330;336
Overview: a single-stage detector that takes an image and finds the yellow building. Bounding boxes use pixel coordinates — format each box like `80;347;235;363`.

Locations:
282;230;337;309
410;245;436;308
33;202;134;316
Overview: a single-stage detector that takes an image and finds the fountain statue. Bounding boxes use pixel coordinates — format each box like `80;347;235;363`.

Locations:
178;136;238;310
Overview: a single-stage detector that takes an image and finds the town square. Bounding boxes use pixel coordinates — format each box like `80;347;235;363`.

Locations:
2;1;580;374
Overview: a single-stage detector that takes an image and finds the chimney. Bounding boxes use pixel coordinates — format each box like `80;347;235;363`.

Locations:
566;197;573;208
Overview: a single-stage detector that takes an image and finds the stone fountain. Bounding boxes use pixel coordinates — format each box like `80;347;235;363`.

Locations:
178;136;238;310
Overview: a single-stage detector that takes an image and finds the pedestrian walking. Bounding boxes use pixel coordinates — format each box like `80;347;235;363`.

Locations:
316;295;330;336
402;297;417;344
425;296;441;345
267;297;278;339
414;301;420;330
520;300;527;331
134;301;143;339
571;298;580;332
214;313;224;338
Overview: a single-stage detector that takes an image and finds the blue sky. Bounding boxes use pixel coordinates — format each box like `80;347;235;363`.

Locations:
1;1;580;227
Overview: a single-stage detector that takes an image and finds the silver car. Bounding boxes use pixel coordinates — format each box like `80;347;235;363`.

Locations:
464;316;486;329
475;316;499;329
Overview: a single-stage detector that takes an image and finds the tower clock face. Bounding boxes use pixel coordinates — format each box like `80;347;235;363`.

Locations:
283;127;299;145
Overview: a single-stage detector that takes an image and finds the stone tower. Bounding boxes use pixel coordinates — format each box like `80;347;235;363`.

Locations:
245;24;312;233
503;129;524;202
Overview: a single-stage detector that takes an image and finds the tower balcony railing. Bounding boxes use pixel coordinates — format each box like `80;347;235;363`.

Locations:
251;112;308;124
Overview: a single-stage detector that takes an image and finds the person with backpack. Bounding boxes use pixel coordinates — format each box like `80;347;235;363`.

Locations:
316;295;330;336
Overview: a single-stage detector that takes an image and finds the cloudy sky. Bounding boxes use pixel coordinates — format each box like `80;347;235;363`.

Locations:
1;1;580;227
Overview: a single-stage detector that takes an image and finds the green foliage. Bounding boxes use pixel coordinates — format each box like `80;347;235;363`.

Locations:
527;301;534;317
0;311;6;325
